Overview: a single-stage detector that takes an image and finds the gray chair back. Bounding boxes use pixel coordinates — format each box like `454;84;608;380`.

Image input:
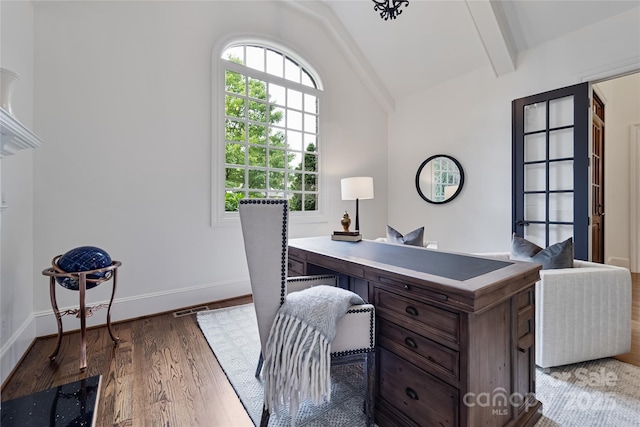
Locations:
238;199;288;357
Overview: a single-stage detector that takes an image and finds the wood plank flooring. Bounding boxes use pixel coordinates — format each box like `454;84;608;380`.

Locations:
2;273;639;426
615;272;640;366
1;296;254;427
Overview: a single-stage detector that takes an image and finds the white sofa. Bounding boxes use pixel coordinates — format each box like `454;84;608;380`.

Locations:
481;253;632;368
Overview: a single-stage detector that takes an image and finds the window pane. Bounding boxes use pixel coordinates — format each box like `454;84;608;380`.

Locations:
301;69;315;88
524;193;545;221
304;153;317;172
269;171;285;190
225;143;245;165
288;110;302;131
246;46;264;72
549;160;573;191
270;106;285;127
304;173;317;191
287;173;300;190
304;113;317;133
549;128;573;159
303;133;317;150
248;169;266;189
225;190;244;212
288;89;303;110
269;128;286;147
222;46;244;64
304;94;317;113
524;224;546;248
225;119;245;142
248;100;266;123
225;167;244;188
549;96;573;128
248;146;266;167
285;57;300;83
524;163;545;191
225;70;245;94
549;193;573;222
268;148;286;169
266;49;283;78
248;124;267;144
288;152;303;170
549;224;573;246
524;133;546;162
269;84;286;106
226;95;245;119
304;193;317;211
287;130;303;151
524;102;546;133
248;77;267;101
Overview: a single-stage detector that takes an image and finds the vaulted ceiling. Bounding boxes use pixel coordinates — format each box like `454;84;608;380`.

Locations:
292;1;640;112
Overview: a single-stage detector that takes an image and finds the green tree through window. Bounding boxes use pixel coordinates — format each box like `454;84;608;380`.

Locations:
221;44;320;212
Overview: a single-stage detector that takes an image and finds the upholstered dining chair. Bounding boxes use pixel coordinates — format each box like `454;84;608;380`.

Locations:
239;199;376;427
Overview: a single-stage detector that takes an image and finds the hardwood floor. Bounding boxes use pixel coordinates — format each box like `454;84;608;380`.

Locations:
1;296;254;427
615;272;640;366
2;274;639;426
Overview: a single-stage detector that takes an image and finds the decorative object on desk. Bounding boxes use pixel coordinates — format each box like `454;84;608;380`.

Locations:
341;176;374;234
0;67;19;116
340;211;352;232
54;245;113;290
372;0;409;21
386;225;425;247
415;154;464;204
332;231;362;242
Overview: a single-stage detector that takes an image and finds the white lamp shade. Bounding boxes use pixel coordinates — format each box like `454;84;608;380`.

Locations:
341;177;374;200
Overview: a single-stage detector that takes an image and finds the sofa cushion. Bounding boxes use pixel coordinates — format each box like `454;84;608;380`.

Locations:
510;235;573;270
386;225;424;247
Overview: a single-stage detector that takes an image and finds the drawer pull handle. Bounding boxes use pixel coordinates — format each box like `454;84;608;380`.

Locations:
405;387;419;400
404;337;417;349
404;284;410;290
405;306;419;316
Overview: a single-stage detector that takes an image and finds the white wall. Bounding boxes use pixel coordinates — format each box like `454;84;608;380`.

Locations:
0;0;37;385
388;9;640;254
594;73;640;270
30;1;387;336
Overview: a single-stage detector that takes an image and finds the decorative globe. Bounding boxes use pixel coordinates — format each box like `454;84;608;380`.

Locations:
55;246;113;290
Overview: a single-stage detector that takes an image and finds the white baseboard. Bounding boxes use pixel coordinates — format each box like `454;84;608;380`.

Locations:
1;314;36;386
4;278;250;385
607;257;630;269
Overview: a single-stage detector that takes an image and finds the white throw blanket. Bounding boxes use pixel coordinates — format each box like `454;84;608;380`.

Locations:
262;285;365;424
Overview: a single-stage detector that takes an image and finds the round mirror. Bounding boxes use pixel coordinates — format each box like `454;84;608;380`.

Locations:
415;155;465;204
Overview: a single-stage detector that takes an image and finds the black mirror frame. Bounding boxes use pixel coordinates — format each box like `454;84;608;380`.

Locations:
415;154;465;204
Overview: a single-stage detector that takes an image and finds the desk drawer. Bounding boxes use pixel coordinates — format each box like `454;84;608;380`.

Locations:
378;319;459;382
378;347;458;427
374;287;459;344
287;257;305;276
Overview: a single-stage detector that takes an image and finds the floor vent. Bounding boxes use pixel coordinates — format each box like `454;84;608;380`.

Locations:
173;306;210;317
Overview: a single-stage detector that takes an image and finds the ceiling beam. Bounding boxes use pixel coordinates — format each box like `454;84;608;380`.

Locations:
465;0;516;77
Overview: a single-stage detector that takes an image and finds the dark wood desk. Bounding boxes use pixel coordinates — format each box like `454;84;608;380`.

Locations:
288;237;542;427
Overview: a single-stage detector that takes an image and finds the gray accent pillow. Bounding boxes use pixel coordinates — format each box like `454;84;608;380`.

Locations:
510;234;574;270
386;225;424;247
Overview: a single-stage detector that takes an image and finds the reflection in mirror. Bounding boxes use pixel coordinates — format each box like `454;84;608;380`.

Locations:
415;155;465;204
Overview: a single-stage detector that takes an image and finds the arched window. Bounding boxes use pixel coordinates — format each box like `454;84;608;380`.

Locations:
218;42;322;214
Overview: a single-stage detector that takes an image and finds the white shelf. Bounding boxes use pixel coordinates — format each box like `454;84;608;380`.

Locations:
0;108;43;158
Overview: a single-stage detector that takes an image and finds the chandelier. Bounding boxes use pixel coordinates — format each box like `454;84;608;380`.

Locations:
372;0;410;21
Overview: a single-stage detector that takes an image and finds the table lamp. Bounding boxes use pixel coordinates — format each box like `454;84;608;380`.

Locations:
341;177;374;233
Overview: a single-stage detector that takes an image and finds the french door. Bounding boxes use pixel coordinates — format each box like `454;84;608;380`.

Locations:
512;83;590;260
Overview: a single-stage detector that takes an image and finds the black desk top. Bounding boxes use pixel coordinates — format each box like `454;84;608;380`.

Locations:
289;237;511;281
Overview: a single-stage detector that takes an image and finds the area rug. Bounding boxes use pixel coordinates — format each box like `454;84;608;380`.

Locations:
197;303;366;426
198;303;640;427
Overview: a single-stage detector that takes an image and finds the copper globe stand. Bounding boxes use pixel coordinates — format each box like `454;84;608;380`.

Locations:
42;258;122;371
